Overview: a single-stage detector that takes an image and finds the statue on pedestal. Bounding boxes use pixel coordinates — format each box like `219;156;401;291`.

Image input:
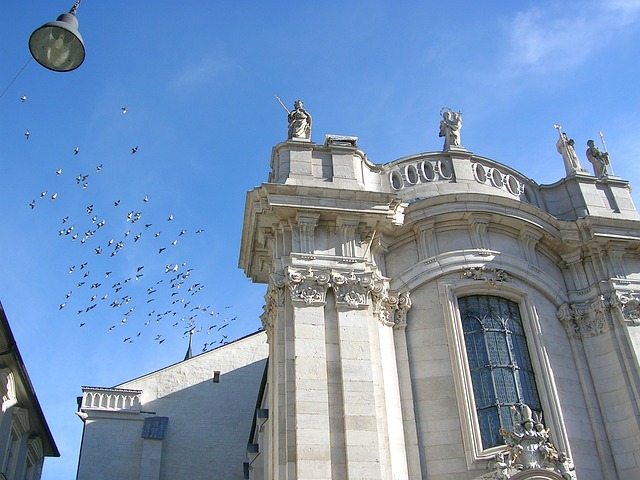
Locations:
554;124;585;175
586;139;609;178
275;96;312;140
439;108;462;150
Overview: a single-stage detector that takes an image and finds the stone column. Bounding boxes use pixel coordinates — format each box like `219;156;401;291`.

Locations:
558;296;640;478
376;291;413;480
284;268;333;480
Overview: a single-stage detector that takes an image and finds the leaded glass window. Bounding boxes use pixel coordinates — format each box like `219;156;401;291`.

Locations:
459;295;541;449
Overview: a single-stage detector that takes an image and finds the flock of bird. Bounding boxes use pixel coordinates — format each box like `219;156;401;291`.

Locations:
22;97;241;353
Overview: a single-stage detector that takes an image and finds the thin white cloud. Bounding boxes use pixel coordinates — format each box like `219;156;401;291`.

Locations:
504;0;640;74
171;53;237;89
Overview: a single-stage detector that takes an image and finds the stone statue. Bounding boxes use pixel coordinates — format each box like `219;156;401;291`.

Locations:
484;404;576;479
439;110;462;150
287;100;312;140
555;129;585;175
586;139;609;178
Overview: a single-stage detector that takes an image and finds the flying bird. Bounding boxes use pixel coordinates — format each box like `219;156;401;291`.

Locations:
74;147;79;155
121;106;127;114
56;169;62;175
29;200;35;209
20;95;27;103
24;130;30;139
131;146;138;155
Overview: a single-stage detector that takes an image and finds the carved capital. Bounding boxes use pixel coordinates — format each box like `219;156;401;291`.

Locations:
374;289;412;330
284;267;330;306
556;296;611;339
611;290;640;326
331;271;370;309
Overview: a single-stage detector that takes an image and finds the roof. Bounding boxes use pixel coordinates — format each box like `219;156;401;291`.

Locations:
0;302;59;457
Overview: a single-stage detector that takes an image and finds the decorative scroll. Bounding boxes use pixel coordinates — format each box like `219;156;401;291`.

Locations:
556;295;610;339
461;266;509;288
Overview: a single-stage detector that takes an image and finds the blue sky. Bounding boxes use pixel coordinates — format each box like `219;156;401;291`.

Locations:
1;1;639;478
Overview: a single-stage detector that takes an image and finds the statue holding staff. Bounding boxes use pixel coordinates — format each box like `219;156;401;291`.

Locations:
586;138;609;178
554;124;585;175
276;96;312;140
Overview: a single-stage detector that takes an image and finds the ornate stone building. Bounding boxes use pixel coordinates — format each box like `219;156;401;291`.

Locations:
0;303;58;479
239;112;640;479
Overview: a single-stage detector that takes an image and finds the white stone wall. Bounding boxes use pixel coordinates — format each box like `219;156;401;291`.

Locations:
77;332;268;480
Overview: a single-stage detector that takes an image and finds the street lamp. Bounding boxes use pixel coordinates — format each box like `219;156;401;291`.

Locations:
28;1;85;72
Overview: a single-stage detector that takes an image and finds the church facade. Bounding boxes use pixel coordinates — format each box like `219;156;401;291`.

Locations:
76;110;640;479
239;111;640;479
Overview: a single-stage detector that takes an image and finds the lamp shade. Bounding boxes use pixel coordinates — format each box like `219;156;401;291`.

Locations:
29;12;85;72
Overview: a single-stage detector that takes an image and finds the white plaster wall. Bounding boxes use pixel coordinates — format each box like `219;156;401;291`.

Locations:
77;416;144;479
78;332;268;480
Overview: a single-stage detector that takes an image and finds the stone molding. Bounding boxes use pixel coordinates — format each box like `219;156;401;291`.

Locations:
262;267;411;328
556;296;610;338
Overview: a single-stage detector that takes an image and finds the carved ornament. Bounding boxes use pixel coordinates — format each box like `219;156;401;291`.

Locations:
610;290;640;326
461;266;509;288
556;295;610;338
483;404;575;479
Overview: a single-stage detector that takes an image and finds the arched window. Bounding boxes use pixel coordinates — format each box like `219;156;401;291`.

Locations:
459;295;541;449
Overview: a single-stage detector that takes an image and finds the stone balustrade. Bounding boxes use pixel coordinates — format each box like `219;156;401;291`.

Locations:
81;386;142;413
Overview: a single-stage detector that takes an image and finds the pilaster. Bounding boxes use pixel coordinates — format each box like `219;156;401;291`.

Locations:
557;295;640;477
